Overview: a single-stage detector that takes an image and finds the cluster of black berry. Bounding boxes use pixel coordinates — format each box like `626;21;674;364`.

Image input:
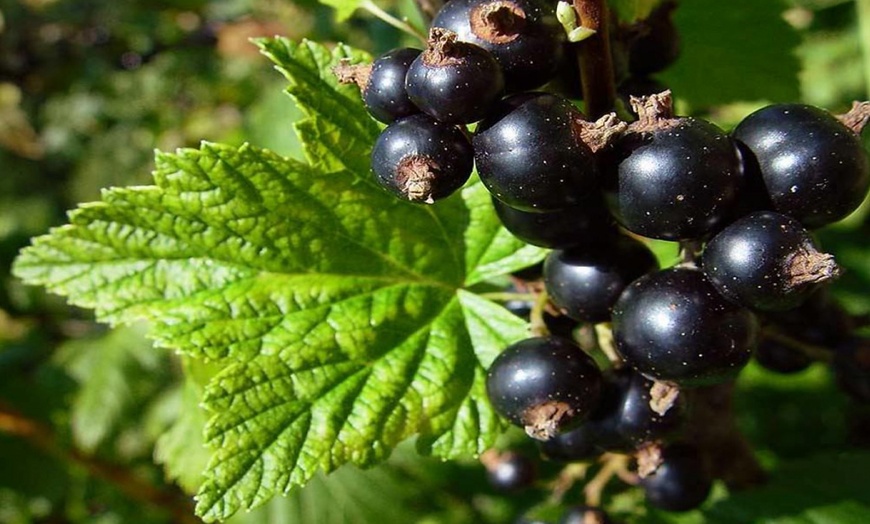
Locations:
337;0;870;520
483;95;870;517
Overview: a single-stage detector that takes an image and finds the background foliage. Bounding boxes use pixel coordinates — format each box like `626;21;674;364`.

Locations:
1;0;870;522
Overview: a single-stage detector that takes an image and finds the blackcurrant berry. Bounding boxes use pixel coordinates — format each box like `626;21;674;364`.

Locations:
544;234;658;323
615;372;684;445
702;211;840;312
405;28;504;124
431;0;564;91
732;103;870;228
640;444;712;512
492;195;617;249
627;2;680;77
539;369;632;461
601;92;743;240
612;267;759;386
363;48;421;123
486;336;603;440
538;423;604;462
485;451;538;491
754;339;813;374
474;93;598;212
559;506;615;524
370;114;473;203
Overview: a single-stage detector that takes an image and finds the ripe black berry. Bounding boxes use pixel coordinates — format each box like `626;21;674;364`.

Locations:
612;267;759;386
486;336;603;440
544;234;658;323
474;93;598;212
640;444;712;512
362;48;421;123
601;92;743;240
539;369;633;461
615;373;684;445
538;423;605;462
405;28;504;124
732;103;870;228
492;195;617;249
702;211;840;312
431;0;564;91
627;2;680;77
370;114;473;203
484;451;538;491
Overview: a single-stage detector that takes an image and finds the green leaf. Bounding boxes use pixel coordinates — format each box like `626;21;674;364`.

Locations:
152;378;211;493
608;0;663;23
704;452;870;523
13;38;544;521
662;0;801;109
318;0;366;22
54;324;166;452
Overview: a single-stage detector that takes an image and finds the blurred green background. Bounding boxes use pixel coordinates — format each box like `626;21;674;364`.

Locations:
1;0;870;523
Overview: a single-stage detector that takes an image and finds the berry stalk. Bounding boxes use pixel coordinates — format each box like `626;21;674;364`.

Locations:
572;0;617;118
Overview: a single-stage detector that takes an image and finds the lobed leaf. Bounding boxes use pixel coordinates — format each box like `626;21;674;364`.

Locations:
13;38;546;521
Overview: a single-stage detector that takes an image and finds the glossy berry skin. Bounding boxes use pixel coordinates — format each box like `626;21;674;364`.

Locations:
544;235;658;323
486;452;537;491
492;195;617;249
612;268;759;386
628;1;680;76
732;104;870;228
702;211;838;312
539;369;632;461
371;114;473;203
362;48;421;123
602;118;743;240
640;444;712;512
615;372;684;445
475;93;598;212
405;30;504;124
431;0;564;91
486;336;603;440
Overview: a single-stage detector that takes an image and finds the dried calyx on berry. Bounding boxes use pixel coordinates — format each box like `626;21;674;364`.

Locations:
370;114;473;203
474;92;602;212
485;336;603;440
431;0;565;91
405;27;505;124
333;48;421;124
732;102;870;228
600;90;745;241
702;211;841;312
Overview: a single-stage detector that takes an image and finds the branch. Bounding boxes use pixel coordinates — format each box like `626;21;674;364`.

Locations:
572;0;617;119
0;404;201;524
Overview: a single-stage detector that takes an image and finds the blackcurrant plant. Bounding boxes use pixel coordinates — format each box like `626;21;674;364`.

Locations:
8;0;870;523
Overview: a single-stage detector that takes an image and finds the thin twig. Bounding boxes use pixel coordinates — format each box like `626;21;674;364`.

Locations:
530;287;551;336
761;328;835;363
584;453;629;506
361;0;427;43
479;292;537;302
